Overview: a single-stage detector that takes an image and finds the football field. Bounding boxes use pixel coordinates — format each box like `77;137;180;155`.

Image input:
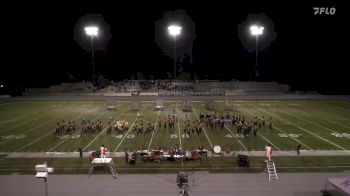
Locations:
1;99;350;153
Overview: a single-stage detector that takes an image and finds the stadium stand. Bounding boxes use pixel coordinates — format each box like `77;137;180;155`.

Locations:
23;81;290;97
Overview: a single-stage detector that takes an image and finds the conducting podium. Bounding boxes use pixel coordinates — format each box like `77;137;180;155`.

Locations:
88;158;117;179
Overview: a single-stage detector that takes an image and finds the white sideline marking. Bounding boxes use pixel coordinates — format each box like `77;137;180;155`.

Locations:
147;110;162;151
260;108;346;150
0;112;71;146
3;103;71;129
0;107;58;133
289;106;350;130
320;104;350;123
200;106;248;151
82;107;131;151
278;108;350;141
236;105;313;150
15;131;53;152
192;107;213;148
224;126;248;151
257;132;281;151
114;119;138;152
15;106;100;152
48;112;103;152
325;102;350;111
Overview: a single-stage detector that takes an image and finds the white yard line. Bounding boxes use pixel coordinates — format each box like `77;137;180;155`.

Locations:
176;102;183;150
15;107;100;152
324;102;350;112
201;107;248;151
338;101;350;105
113;107;147;152
0;112;71;146
113;119;138;152
0;102;11;106
0;103;58;126
278;108;350;141
47;110;104;152
147;110;162;151
288;106;350;130
15;131;54;152
224;126;248;151
319;105;350;123
82;107;131;151
192;106;213;148
235;105;313;150
0;116;27;126
259;108;346;150
0;108;58;133
272;125;313;150
257;132;281;151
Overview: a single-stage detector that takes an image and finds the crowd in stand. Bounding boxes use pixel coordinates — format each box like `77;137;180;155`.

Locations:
105;80;229;96
158;90;224;96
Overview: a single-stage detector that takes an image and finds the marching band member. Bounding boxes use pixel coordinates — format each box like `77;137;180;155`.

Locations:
100;144;107;162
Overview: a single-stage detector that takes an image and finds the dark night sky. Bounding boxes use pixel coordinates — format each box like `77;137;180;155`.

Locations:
1;0;348;94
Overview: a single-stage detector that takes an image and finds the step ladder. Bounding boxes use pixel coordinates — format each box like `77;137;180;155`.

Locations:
266;161;278;181
108;161;118;179
88;158;117;179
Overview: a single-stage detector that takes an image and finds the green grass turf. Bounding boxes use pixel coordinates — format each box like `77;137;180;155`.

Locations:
1;100;350;152
1;100;350;173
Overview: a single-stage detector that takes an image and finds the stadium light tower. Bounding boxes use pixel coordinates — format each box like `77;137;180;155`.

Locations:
168;25;182;79
250;25;264;81
85;26;99;86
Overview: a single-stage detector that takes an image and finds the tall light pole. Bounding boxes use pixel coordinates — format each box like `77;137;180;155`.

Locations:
250;25;264;81
85;26;99;86
168;25;182;79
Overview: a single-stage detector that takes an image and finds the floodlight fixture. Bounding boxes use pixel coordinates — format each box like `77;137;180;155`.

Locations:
168;25;182;79
168;25;182;36
250;25;264;36
250;25;264;81
85;26;99;36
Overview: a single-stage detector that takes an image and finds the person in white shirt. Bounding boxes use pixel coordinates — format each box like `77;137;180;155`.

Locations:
100;144;107;162
265;144;272;162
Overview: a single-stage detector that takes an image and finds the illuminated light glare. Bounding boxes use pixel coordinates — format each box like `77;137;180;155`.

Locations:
250;25;264;36
168;25;182;36
84;26;99;36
